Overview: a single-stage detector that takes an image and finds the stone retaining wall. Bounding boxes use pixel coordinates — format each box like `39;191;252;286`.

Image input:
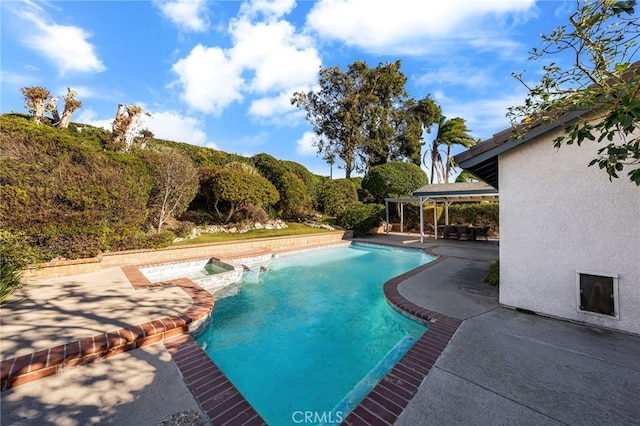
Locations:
23;231;352;282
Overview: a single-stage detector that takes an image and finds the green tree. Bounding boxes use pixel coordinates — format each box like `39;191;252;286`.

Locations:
199;166;279;224
508;0;640;185
362;162;429;204
424;116;476;184
358;61;411;169
396;96;442;166
139;147;199;232
455;170;482;183
292;61;438;177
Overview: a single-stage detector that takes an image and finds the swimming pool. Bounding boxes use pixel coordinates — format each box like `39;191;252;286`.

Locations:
195;243;434;425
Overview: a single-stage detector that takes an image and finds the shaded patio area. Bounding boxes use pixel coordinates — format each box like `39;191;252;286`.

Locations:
385;182;499;243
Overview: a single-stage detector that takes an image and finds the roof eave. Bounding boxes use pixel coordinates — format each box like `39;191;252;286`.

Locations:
454;108;591;190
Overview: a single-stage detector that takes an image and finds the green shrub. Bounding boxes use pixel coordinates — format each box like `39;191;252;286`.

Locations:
282;160;319;205
485;260;499;286
448;202;499;225
337;203;385;237
170;221;195;239
179;209;216;225
153;138;243;167
0;229;49;304
108;230;176;252
139;230;176;249
0;114;152;260
320;179;359;216
0;261;22;306
46;233;105;259
252;153;312;219
199;166;279;224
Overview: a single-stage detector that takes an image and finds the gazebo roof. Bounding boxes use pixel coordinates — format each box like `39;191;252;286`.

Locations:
412;182;498;201
384;182;499;243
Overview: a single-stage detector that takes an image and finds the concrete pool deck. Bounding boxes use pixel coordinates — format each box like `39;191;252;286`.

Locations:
1;234;639;425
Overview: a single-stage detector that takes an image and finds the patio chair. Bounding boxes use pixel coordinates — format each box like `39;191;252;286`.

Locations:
444;225;458;239
456;225;470;241
427;223;444;238
475;225;490;241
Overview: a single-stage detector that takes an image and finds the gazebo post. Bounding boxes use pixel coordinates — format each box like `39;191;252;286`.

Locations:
419;197;424;243
400;203;404;233
445;201;450;225
385;199;389;235
433;200;438;240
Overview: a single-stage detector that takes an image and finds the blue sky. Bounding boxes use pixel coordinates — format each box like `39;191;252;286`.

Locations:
1;0;576;178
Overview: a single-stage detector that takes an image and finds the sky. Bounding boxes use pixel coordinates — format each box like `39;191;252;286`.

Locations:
0;0;578;179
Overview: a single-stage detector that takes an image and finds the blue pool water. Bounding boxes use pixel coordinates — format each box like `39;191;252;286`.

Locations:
196;243;434;425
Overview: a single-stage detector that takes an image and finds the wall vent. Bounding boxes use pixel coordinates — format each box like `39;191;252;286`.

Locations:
576;271;619;319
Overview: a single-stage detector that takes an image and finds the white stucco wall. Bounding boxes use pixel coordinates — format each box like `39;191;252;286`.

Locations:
499;126;640;335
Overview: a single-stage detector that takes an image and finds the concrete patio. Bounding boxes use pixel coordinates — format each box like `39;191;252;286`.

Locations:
1;233;639;425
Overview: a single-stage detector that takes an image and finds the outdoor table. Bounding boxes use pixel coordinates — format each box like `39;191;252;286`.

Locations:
468;226;480;241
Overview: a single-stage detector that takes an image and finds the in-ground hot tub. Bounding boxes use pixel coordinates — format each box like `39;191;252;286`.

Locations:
139;258;244;298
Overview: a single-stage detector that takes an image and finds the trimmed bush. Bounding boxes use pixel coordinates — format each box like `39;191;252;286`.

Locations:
337;203;385;237
320;179;359;216
252;153;312;219
199;166;279;224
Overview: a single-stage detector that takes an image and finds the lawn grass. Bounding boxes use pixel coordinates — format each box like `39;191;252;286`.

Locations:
173;222;334;246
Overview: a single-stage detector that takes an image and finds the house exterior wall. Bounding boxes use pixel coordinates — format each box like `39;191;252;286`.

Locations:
499;127;640;335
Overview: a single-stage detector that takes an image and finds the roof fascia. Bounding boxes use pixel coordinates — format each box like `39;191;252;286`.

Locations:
412;189;498;197
456;108;589;169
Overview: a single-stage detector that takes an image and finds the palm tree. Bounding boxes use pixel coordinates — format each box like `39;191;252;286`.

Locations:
424;116;476;183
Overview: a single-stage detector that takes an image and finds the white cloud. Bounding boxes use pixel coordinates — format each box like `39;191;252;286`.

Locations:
171;44;244;115
76;107;217;148
230;19;321;94
50;85;95;100
239;0;296;20
248;90;307;125
171;2;322;122
145;110;214;147
0;70;39;87
75;108;112;130
296;131;320;155
14;2;105;74
154;0;209;32
306;0;536;55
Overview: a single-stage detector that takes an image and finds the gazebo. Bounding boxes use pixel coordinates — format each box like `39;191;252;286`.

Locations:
384;182;499;243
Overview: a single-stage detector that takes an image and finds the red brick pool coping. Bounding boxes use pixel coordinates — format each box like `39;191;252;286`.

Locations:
342;255;462;425
1;248;462;426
